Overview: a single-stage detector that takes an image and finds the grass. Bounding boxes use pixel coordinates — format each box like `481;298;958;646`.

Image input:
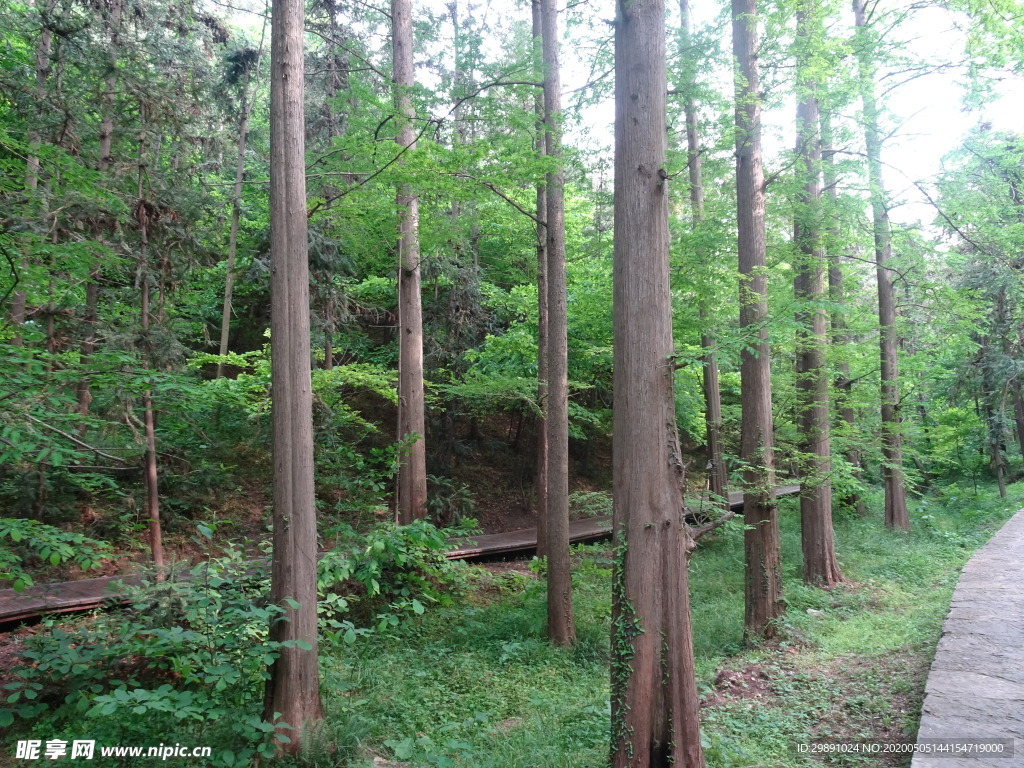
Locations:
307;482;1024;768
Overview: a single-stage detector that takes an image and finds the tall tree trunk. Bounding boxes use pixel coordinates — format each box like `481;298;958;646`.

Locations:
135;153;164;573
264;0;325;750
609;0;704;762
218;33;266;379
532;0;549;558
75;279;99;432
98;0;123;173
76;0;122;416
733;0;782;639
393;0;428;524
12;0;59;344
821;113;867;516
794;4;843;587
25;0;57;190
541;0;574;647
679;0;728;512
853;0;909;530
1012;380;1024;457
325;0;348;142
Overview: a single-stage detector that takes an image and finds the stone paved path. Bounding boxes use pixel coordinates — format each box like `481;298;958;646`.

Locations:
913;509;1024;767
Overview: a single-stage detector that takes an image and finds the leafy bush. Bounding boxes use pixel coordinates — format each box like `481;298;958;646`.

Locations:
568;490;612;518
426;475;477;528
0;547;291;766
318;520;466;637
0;518;111;591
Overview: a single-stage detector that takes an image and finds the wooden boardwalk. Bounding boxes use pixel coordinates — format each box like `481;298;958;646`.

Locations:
0;484;799;626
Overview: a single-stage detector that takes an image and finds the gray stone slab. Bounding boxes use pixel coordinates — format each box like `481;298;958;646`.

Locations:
912;509;1024;768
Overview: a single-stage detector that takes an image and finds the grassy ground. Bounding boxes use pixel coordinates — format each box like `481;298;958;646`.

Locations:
311;483;1024;768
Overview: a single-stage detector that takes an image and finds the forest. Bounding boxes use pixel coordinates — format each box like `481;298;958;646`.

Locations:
1;0;1024;763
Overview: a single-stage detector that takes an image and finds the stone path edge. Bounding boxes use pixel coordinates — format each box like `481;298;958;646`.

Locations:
912;509;1024;768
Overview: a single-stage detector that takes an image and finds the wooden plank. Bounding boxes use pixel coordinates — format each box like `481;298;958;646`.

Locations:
0;484;800;624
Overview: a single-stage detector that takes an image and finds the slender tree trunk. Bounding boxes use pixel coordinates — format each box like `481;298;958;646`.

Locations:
98;0;123;172
679;0;728;511
264;0;324;749
853;0;908;530
12;0;58;344
821;113;867;516
1012;381;1024;457
794;5;843;587
541;0;574;647
325;0;348;142
24;6;53;192
76;0;121;416
536;0;577;651
135;158;164;573
393;0;428;524
609;0;704;762
532;0;549;558
75;279;99;432
217;33;265;379
733;0;782;639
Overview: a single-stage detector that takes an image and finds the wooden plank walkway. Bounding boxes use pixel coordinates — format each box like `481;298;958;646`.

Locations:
445;485;800;559
912;508;1024;767
0;484;799;626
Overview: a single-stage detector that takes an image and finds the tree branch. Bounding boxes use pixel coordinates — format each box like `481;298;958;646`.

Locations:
449;172;544;224
0;239;18;309
691;509;737;541
25;413;130;464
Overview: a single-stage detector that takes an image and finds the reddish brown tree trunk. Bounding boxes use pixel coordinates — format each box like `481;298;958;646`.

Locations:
794;5;843;587
264;0;325;750
532;0;549;559
12;0;59;344
540;0;574;646
98;0;123;172
218;32;264;379
854;0;909;530
609;0;704;764
821;114;867;516
393;0;428;524
733;0;782;638
135;164;164;573
679;0;728;511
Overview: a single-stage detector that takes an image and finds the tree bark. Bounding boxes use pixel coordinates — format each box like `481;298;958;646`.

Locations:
217;34;265;379
733;0;782;638
98;0;123;172
609;0;704;763
532;0;549;559
135;158;164;574
821;114;867;516
393;0;428;524
679;0;728;512
12;0;59;344
1012;380;1024;458
541;0;574;646
264;0;325;749
794;4;843;587
76;0;121;414
853;0;909;530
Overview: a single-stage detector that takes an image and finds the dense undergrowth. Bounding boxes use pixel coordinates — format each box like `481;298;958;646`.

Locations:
2;482;1021;767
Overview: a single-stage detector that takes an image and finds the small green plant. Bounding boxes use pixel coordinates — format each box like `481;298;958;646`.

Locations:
318;520;466;636
0;517;111;591
568;490;613;517
426;474;477;528
0;545;291;765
